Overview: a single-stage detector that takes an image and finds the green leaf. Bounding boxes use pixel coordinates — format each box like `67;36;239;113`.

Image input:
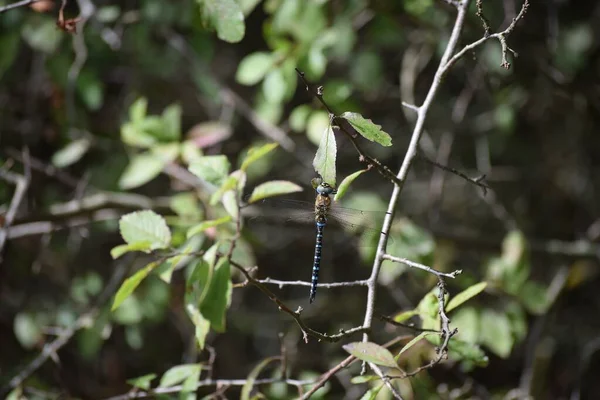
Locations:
236;52;274;85
222;190;239;220
170;193;203;220
129;98;148;123
479;309;513;358
312;124;337;186
110;241;153;259
240;142;278;171
14;312;42;349
289;105;313;132
340;112;392;147
121;122;156;148
343;342;398;369
447;338;489;368
396;332;434;359
188;155;231;186
112;261;160;311
263;68;287;103
306;110;330;145
334;170;367;201
77;70;104;111
118;152;165;189
52;138;92;168
247;180;303;203
22;17;63;53
446;282;487;312
393;309;418;323
241;357;279;400
450;306;479;343
112;295;143;325
198;0;245;43
200;257;232;332
519;281;550;315
127;373;157;390
186;300;211;349
161;103;182;141
187;216;232;239
119;210;172;250
359;384;384;400
159;364;202;388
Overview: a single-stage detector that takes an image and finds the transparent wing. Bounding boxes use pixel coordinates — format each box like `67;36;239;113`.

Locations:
244;197;392;247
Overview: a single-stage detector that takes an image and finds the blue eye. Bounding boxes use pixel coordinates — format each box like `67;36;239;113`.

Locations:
316;183;335;195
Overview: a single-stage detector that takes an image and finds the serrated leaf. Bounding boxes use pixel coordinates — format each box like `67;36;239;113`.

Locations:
236;52;274;85
119;210;171;250
52;138;91;168
198;0;245;43
199;257;232;332
118;153;165;189
241;143;278;171
312;124;336;185
241;357;279;400
159;364;202;388
446;282;487;312
396;332;434;359
110;242;153;259
187;216;232;239
127;373;157;390
247;180;303;203
343;342;398;369
340;112;392;147
334;169;367;201
188;155;231;186
111;261;159;311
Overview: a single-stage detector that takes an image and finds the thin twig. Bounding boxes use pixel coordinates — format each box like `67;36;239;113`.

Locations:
0;155;30;260
229;259;370;343
378;314;441;333
295;69;402;187
443;0;530;72
382;254;462;279
0;0;41;13
103;378;314;400
3;261;129;391
362;0;473;364
257;278;369;288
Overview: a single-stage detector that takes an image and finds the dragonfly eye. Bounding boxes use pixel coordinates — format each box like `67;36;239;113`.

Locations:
316;182;336;195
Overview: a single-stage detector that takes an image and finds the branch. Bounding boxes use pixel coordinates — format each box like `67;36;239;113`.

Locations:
362;0;472;352
257;278;369;288
229;259;370;343
295;68;403;187
0;0;41;13
3;262;129;391
103;378;314;400
382;254;462;279
0;158;30;261
442;0;530;72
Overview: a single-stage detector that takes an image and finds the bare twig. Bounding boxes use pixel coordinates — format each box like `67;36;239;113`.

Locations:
362;0;473;360
295;69;403;187
443;0;530;71
257;278;369;288
103;378;314;400
0;156;30;260
0;0;41;13
476;0;491;37
382;254;462;279
3;261;129;391
229;259;370;343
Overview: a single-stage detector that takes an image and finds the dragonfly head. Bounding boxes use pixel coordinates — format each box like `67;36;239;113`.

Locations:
315;182;336;196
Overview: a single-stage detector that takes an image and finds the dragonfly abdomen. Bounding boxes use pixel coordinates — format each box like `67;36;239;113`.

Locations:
310;220;326;303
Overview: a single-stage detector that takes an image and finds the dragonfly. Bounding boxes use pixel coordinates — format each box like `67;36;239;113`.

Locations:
246;179;392;303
